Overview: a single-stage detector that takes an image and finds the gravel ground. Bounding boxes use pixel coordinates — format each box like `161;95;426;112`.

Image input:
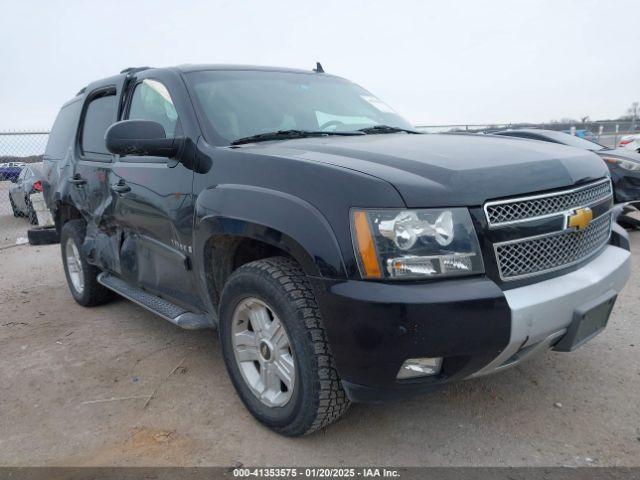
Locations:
0;180;30;247
0;236;639;467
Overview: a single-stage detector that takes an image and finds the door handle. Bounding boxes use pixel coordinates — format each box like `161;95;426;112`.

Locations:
111;180;131;194
69;174;86;186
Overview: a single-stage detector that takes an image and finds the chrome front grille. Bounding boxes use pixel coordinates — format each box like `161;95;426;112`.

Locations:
485;179;612;227
495;212;611;280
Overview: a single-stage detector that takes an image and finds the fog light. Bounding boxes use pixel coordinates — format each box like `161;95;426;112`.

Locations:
397;357;443;379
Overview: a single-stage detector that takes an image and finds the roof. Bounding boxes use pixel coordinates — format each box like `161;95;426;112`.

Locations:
172;64;324;74
69;63;334;107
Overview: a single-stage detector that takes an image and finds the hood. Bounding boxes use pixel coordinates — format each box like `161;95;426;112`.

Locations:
242;133;608;207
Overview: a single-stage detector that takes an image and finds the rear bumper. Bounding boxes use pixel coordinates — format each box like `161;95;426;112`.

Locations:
310;244;630;403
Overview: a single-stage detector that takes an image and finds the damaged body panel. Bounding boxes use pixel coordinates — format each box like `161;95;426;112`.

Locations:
45;69;208;316
110;160;199;310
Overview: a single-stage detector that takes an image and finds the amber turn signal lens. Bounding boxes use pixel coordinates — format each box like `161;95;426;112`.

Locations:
353;210;382;278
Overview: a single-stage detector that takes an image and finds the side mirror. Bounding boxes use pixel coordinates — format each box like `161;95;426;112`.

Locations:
105;120;183;158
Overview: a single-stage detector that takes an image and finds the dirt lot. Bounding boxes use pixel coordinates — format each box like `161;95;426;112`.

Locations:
0;236;639;467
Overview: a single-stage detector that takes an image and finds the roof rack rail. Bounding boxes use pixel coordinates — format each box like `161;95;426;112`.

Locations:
120;66;151;75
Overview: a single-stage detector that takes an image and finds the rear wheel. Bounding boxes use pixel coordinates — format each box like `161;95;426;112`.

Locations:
219;257;350;436
60;220;114;306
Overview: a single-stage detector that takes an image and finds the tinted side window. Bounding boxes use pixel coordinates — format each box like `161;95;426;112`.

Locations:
45;100;82;160
127;80;179;136
81;93;117;156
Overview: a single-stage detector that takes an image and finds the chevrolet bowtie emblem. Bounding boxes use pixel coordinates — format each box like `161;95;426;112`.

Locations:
567;207;593;231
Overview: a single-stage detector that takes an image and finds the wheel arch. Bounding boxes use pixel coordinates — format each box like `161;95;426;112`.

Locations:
53;200;83;233
193;184;347;311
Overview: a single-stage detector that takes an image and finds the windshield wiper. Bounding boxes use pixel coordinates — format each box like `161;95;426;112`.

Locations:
358;125;422;135
231;129;364;146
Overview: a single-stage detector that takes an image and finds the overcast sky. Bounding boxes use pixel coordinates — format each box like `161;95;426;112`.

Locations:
1;0;639;130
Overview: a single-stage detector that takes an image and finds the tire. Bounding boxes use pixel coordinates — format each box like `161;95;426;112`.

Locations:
28;226;60;245
9;194;20;217
60;220;114;307
25;196;38;225
219;256;350;436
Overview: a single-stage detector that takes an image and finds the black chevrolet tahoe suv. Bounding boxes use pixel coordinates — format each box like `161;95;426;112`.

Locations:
42;64;631;436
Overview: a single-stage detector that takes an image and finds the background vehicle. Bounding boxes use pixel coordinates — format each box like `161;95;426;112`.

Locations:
42;65;630;436
562;129;598;142
9;163;43;224
492;128;640;204
619;134;640;153
0;161;25;182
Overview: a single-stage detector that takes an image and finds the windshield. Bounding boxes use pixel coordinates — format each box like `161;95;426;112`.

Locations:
186;70;414;145
541;130;606;151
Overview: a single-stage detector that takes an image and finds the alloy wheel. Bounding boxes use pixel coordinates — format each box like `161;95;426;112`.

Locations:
65;237;84;294
231;297;296;407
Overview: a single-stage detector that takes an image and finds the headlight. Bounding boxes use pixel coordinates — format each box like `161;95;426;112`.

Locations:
602;156;640;171
351;208;484;279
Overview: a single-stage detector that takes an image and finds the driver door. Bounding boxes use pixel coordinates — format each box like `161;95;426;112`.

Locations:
110;77;199;309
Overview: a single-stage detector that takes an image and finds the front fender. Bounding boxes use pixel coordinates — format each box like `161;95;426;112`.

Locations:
193;184;347;309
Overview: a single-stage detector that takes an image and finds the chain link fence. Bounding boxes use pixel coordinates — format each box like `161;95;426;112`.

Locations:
0;132;50;247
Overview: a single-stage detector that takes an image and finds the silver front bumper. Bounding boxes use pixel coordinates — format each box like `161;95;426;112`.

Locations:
471;244;631;377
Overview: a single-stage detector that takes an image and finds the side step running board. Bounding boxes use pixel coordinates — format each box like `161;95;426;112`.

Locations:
97;272;213;330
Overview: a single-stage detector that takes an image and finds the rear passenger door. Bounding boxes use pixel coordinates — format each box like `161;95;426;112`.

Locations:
110;75;199;309
71;80;124;273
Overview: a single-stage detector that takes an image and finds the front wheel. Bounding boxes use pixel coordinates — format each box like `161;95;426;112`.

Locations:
219;257;350;436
